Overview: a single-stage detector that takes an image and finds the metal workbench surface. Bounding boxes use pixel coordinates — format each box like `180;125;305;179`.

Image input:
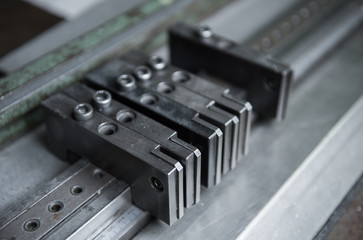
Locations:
0;0;363;239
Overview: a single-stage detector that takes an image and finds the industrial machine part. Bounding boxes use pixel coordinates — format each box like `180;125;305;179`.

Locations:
87;61;223;188
168;22;293;120
42;93;185;225
105;50;252;171
0;160;150;240
61;83;201;208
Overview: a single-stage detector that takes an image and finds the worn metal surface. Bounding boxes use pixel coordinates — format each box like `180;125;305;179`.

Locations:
42;93;184;225
0;0;235;145
107;51;251;174
169;22;292;120
61;83;201;208
0;160;151;240
238;94;363;240
87;62;223;188
133;24;363;240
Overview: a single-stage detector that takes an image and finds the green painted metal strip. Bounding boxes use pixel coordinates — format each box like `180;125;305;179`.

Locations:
0;0;168;96
0;0;235;145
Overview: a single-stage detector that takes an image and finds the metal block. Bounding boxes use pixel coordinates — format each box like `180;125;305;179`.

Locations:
118;50;252;163
87;62;223;188
42;94;184;225
168;22;293;120
0;160;151;240
110;52;239;175
62;83;201;208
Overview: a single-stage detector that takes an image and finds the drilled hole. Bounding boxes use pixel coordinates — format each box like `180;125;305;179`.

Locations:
116;110;136;123
150;177;164;192
92;169;105;179
98;122;118;135
156;82;174;94
23;219;40;232
48;201;64;213
171;71;190;83
140;93;158;105
264;78;280;92
70;185;84;195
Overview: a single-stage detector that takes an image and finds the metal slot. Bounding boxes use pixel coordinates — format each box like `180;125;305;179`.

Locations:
62;83;201;208
86;62;223;188
0;162;114;239
114;54;237;174
119;50;252;166
41;94;184;225
168;22;293;120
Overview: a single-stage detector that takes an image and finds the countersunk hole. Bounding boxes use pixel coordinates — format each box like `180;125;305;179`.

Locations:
23;219;40;232
98;122;118;135
48;201;64;213
171;71;190;83
92;169;105;179
264;78;280;92
70;185;84;195
140;93;158;105
116;110;136;123
156;82;175;94
149;177;164;192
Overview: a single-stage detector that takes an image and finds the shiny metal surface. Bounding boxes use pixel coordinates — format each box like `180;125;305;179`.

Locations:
42;93;184;225
62;83;201;208
0;160;151;240
113;51;249;174
1;0;363;238
133;25;363;240
238;94;363;240
87;61;223;188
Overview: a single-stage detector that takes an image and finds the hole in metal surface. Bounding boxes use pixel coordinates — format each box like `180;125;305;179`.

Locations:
92;169;105;179
70;185;84;195
116;110;136;123
156;82;174;94
97;122;118;136
171;71;190;83
150;177;164;192
23;219;40;232
48;201;64;213
140;93;158;105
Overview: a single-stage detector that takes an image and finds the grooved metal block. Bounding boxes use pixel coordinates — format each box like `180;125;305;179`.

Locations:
62;83;201;208
87;61;223;188
42;94;184;225
168;22;293;120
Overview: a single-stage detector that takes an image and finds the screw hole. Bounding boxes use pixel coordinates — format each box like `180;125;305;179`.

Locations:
156;82;174;94
48;201;64;213
264;78;280;92
98;122;118;135
116;110;136;123
92;169;105;179
70;185;84;195
140;93;158;105
150;177;164;192
23;219;40;232
171;71;190;83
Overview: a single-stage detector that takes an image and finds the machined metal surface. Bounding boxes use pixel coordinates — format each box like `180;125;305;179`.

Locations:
87;62;223;188
107;51;251;174
42;93;184;225
168;22;293;120
0;160;150;240
238;94;363;240
61;83;201;208
122;51;252;158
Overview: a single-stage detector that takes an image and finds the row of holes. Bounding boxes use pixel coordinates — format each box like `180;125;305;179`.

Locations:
23;169;105;232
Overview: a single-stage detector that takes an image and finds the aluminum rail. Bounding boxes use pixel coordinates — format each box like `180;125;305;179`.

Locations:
238;93;363;240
